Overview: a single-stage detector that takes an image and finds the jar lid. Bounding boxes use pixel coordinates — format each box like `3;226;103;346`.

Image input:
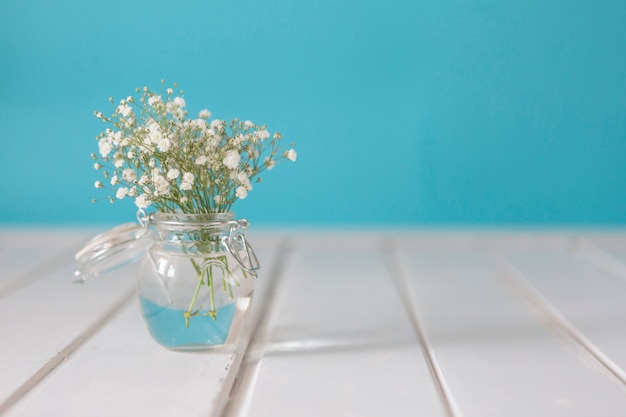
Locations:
74;219;152;282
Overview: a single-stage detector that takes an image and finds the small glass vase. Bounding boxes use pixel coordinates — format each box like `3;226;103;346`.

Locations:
138;212;257;350
74;210;259;351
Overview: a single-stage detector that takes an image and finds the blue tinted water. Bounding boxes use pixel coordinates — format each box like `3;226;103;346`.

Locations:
139;297;235;349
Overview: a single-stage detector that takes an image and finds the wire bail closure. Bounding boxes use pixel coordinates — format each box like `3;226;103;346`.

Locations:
222;219;261;278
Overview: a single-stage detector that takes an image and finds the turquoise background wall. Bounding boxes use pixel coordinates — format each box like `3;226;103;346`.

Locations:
1;0;625;227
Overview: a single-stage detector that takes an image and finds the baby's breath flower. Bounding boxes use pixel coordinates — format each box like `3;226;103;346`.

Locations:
135;194;151;209
148;95;162;107
180;172;195;191
167;168;180;180
258;129;270;140
98;138;113;157
235;186;248;200
116;187;129;199
117;103;132;117
222;150;240;170
122;168;137;182
91;82;296;214
157;137;172;152
284;149;297;162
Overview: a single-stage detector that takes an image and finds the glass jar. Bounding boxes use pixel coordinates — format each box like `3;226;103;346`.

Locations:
74;210;259;351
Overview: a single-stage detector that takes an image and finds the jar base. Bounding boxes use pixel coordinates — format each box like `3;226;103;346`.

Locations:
140;297;236;350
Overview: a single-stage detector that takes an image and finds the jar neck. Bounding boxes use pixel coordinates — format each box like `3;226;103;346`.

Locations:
150;212;236;243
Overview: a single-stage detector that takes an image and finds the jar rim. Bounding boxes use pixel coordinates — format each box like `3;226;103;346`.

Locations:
150;211;236;231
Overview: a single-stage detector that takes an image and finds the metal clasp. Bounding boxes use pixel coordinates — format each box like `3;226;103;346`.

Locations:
221;219;261;278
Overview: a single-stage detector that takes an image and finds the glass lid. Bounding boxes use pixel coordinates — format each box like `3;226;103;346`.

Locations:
74;211;152;282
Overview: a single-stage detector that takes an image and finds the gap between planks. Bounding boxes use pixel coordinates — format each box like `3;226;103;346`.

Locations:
216;236;295;417
494;257;626;386
381;237;463;417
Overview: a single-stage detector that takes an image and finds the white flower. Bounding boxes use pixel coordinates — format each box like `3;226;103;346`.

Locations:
230;134;245;146
195;155;208;165
157;137;172;152
138;174;149;186
244;120;254;128
98;138;113;157
93;163;102;170
117;103;132;117
114;159;124;168
180;172;195;191
210;119;223;130
110;175;119;186
135;194;152;209
235;186;248;199
116;187;129;199
183;172;194;183
152;171;170;196
173;97;186;108
167;168;180;180
236;171;252;190
94;181;103;189
284;149;297;162
147;120;162;144
111;131;122;145
214;195;222;204
166;88;173;95
265;157;275;170
148;95;162;107
222;150;240;169
199;109;211;119
190;119;207;131
122;168;137;182
258;129;270;140
128;186;138;197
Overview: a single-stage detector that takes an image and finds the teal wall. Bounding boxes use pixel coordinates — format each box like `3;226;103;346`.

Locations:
1;0;625;226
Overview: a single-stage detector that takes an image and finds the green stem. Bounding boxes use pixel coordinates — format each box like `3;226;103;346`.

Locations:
183;268;204;328
207;264;217;320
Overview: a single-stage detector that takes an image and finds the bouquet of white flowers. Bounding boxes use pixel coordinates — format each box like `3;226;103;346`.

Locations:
92;80;296;213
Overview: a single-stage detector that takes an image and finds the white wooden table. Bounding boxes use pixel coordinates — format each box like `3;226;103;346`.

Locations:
1;228;626;417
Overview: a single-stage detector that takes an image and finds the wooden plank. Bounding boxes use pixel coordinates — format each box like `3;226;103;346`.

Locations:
1;240;281;417
0;229;90;297
502;248;626;379
396;246;626;417
230;237;446;417
0;252;137;411
392;230;575;252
